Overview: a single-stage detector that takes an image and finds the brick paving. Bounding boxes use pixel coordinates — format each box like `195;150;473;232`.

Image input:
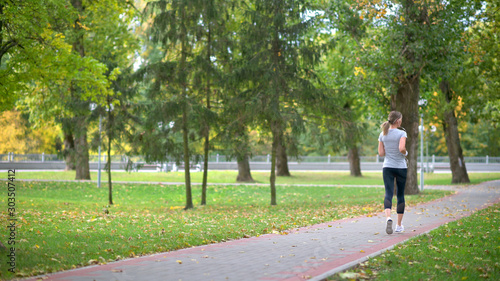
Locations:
25;180;500;281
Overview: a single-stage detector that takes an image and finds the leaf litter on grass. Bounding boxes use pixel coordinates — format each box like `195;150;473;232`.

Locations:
329;203;500;280
0;181;453;279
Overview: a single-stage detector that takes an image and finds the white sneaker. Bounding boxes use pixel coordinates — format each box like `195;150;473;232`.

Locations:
395;225;405;233
386;218;393;234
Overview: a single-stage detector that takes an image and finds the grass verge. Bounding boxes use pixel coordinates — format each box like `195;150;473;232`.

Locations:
0;181;452;280
328;203;500;280
13;171;500;186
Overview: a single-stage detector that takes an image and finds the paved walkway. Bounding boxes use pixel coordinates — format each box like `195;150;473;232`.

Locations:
25;180;500;281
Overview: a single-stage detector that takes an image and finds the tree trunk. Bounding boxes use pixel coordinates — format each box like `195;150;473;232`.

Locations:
180;4;193;210
395;75;420;195
0;3;19;64
107;101;113;205
74;117;90;180
237;154;254;182
276;137;291;176
348;146;362;177
234;124;253;182
71;0;90;180
71;0;85;57
107;127;113;205
63;130;76;171
270;121;278;206
440;80;470;184
343;103;362;177
390;0;428;195
201;21;212;206
0;3;5;65
269;0;284;206
201;128;209;205
182;106;193;209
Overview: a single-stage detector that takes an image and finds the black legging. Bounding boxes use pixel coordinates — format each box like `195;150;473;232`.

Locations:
383;168;407;214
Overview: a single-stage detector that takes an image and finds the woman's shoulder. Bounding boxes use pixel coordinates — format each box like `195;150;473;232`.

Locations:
396;128;407;138
387;128;406;137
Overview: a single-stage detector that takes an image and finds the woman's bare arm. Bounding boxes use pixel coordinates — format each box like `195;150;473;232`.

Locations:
378;141;385;157
399;137;407;155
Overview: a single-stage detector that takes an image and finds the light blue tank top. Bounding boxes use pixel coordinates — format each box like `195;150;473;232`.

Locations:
378;128;407;169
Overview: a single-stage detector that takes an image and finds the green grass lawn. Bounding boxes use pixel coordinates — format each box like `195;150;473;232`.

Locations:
14;170;500;186
0;180;452;280
329;203;500;280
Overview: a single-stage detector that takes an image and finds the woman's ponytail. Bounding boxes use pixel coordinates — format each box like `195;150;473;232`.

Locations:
381;111;402;135
380;121;390;136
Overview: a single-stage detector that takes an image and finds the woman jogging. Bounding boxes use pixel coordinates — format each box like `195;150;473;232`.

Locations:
378;111;407;234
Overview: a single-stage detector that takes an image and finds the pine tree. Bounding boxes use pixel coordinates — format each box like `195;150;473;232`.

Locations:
237;0;325;205
192;0;234;205
143;0;211;209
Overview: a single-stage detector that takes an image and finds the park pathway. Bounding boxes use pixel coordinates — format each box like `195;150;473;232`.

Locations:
25;180;500;281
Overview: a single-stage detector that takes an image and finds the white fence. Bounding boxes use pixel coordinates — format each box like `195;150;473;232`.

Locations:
1;153;499;164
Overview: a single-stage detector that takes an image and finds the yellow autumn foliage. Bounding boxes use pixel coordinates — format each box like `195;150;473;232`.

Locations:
0;110;61;154
354;66;367;78
0;111;27;153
